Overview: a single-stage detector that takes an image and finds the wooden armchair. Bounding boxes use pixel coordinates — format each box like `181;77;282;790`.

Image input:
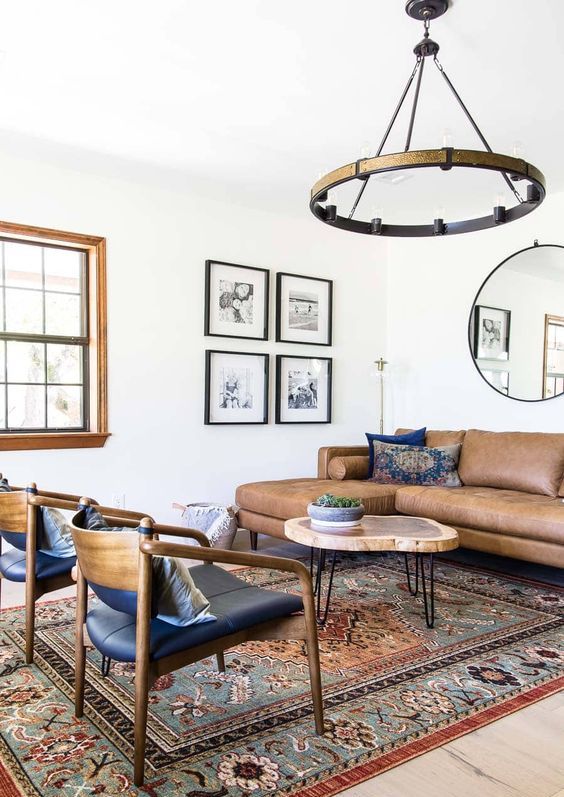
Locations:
0;483;100;664
70;505;324;786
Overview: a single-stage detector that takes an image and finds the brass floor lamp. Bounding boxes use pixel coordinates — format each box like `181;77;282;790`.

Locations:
374;358;388;434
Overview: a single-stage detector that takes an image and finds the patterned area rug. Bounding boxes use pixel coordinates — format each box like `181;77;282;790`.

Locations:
0;553;563;797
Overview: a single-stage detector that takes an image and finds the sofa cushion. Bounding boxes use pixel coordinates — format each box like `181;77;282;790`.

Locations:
395;485;564;545
396;428;466;447
368;442;462;487
236;478;399;520
458;429;564;497
328;456;370;481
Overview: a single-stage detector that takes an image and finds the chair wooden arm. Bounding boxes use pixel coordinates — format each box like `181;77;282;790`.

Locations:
151;523;211;547
139;538;311;581
29;495;85;512
12;487;98;504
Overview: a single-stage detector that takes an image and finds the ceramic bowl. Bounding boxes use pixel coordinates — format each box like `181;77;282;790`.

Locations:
307;502;365;528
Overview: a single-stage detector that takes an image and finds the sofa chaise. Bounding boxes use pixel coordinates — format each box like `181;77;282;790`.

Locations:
236;429;564;568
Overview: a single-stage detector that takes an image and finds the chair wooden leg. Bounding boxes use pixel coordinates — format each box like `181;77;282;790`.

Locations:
75;568;87;718
249;531;258;551
75;629;86;718
216;651;225;672
24;580;35;665
305;628;324;734
134;657;149;787
134;535;153;788
299;571;324;734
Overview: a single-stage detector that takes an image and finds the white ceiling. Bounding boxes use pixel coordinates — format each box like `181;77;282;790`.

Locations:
1;0;562;216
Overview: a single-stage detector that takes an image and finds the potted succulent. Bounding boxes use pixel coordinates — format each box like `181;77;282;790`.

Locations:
307;493;365;528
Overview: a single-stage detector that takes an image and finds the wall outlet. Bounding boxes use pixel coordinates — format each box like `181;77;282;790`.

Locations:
112;493;126;510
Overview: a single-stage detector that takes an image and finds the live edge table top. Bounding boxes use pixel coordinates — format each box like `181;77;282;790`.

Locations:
284;515;459;554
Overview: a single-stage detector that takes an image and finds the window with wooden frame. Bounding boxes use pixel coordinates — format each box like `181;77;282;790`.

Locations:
0;221;108;450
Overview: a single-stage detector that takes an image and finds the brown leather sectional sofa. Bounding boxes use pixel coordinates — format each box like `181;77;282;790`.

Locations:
236;429;564;568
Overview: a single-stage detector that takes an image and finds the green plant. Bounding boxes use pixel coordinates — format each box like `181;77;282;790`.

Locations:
315;493;361;508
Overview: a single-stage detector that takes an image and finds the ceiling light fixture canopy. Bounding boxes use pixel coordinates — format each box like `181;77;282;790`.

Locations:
310;0;546;238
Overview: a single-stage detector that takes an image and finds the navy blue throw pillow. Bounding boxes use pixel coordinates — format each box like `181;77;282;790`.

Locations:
365;427;426;479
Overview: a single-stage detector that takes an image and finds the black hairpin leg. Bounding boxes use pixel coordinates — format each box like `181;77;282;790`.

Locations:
404;552;419;595
315;549;337;626
101;655;112;677
419;553;435;628
405;552;435;628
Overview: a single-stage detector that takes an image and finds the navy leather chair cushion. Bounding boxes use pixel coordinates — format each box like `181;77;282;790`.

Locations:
86;563;303;662
0;529;27;551
0;548;76;582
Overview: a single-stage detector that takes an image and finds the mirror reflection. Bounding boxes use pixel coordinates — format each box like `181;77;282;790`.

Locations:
469;243;564;401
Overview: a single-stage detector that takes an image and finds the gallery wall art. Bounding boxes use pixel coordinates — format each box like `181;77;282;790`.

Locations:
204;350;269;425
205;260;269;341
276;272;333;346
275;354;332;424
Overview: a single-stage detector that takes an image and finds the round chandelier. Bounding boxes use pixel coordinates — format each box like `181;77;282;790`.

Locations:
309;0;546;238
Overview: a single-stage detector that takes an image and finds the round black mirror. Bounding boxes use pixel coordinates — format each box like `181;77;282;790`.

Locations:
469;243;564;402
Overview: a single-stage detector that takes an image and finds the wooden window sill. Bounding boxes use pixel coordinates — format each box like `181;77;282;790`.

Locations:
0;433;111;451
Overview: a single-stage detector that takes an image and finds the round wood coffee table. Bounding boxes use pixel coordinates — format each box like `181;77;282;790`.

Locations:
284;515;459;628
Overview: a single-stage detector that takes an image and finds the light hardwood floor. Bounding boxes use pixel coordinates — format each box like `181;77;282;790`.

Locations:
1;532;563;797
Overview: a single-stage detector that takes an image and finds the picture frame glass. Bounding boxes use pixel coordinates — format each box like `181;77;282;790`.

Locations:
278;274;332;345
207;351;267;424
277;356;331;423
206;261;268;340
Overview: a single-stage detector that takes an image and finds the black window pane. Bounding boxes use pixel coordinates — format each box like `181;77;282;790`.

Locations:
4;288;43;333
7;341;45;383
4;242;42;289
47;385;83;428
47;344;83;384
44;248;83;294
45;293;82;336
7;385;46;429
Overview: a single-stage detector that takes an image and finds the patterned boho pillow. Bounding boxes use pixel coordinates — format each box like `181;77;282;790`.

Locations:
368;441;462;487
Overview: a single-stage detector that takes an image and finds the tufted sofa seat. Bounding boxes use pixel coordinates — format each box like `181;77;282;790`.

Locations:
236;428;564;568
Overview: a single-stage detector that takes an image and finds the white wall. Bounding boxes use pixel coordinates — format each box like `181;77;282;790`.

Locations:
0;149;388;521
386;190;564;431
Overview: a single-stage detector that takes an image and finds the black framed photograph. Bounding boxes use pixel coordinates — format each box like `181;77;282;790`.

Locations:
276;272;333;346
205;260;269;340
205;350;269;425
275;355;332;424
473;305;511;360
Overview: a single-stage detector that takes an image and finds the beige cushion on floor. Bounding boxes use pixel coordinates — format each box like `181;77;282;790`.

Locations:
235;478;399;520
395;485;564;545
